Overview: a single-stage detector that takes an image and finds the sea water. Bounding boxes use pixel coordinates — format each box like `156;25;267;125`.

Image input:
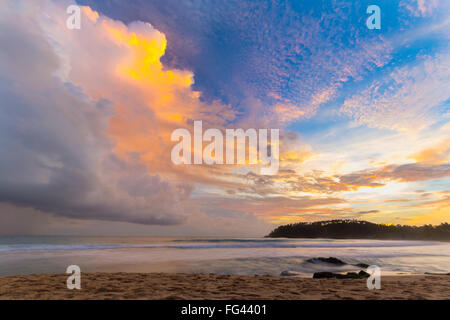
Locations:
0;236;449;276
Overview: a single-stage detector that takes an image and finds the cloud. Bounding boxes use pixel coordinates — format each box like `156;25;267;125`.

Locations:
235;159;449;202
341;52;450;132
411;138;450;164
78;0;393;124
377;163;450;182
340;162;450;185
400;0;440;17
357;210;379;214
0;0;448;233
0;0;198;225
209;195;349;224
0;0;274;232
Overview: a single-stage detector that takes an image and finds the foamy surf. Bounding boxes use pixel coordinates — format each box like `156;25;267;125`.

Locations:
0;236;448;277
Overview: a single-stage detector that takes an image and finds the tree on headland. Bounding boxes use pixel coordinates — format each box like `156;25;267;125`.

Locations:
266;219;450;241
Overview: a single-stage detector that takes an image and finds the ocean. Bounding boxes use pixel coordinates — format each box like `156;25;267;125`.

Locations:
0;236;449;276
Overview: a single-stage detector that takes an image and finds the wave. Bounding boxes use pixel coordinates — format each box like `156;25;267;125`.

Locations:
0;239;439;252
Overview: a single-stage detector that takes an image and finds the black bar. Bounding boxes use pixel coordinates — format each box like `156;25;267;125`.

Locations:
1;300;448;319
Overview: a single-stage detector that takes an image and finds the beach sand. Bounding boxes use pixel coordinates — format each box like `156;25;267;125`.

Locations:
0;273;448;300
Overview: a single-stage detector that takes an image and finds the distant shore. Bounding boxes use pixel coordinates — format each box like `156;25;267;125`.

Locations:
1;273;449;300
267;220;450;242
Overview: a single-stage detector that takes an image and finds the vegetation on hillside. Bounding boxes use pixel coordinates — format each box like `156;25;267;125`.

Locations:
267;219;450;241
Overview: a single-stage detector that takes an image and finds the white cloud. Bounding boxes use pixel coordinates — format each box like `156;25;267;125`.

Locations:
341;52;450;132
0;0;190;225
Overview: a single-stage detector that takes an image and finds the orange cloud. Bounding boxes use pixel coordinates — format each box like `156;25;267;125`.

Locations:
46;6;237;179
273;103;305;123
411;138;450;164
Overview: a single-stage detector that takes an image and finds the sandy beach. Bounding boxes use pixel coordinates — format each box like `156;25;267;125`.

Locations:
0;273;448;300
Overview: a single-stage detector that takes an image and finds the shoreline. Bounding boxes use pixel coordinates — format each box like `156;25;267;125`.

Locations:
1;272;449;300
265;236;450;243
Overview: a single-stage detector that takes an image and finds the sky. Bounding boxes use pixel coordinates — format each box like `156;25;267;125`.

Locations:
0;0;448;236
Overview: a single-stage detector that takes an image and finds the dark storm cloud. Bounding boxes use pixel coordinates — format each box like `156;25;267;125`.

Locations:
0;6;188;225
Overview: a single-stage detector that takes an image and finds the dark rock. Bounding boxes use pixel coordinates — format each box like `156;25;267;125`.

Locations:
355;263;370;268
280;270;302;277
337;272;359;279
313;272;336;279
358;270;370;278
306;257;347;265
424;272;450;276
313;271;370;279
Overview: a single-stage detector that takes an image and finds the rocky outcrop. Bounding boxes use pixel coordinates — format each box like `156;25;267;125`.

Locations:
280;270;303;276
313;270;370;279
306;257;347;265
355;263;370;268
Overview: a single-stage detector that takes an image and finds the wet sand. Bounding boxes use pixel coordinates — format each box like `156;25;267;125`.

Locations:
0;273;448;300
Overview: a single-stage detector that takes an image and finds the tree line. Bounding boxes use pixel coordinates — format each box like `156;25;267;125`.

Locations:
267;219;450;241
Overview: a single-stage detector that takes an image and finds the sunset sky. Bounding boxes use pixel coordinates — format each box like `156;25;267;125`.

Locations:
0;0;448;236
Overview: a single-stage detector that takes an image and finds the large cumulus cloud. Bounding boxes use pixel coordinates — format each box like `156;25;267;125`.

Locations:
0;0;192;225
